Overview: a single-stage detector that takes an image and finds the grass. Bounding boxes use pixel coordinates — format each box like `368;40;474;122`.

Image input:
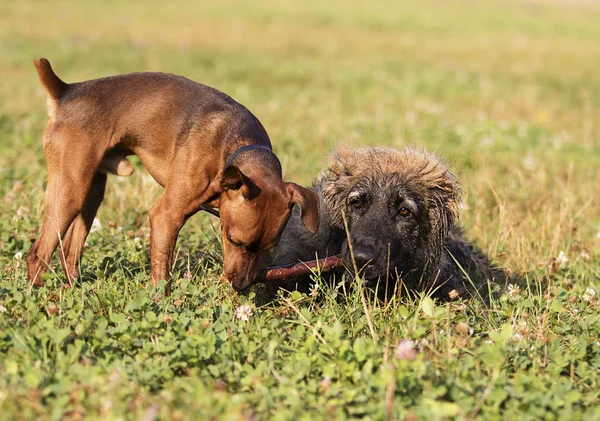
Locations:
1;0;600;419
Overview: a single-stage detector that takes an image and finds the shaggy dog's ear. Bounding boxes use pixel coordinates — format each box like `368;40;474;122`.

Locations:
320;147;357;228
378;148;462;272
396;148;461;239
427;169;460;238
415;151;461;258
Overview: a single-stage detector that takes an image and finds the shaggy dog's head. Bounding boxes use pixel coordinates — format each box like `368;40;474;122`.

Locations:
319;147;461;290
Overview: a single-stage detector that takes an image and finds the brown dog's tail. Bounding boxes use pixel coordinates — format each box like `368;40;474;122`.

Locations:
34;58;68;99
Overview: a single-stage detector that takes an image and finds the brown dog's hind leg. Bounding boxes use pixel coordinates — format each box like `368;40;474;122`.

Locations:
26;175;94;286
26;132;105;287
59;172;107;285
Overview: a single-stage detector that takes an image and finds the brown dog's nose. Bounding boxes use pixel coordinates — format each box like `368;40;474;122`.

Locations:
232;282;247;292
354;246;377;270
229;271;254;292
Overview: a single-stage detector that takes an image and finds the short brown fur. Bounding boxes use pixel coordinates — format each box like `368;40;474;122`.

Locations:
27;58;319;293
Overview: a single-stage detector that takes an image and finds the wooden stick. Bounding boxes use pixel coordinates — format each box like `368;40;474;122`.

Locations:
255;255;344;283
199;207;341;283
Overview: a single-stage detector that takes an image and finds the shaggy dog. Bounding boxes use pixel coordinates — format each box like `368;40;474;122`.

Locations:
272;147;508;300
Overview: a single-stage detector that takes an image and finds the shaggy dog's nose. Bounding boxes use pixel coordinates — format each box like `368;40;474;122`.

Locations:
354;246;377;270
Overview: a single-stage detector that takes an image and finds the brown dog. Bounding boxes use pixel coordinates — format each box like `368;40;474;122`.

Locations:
27;58;319;293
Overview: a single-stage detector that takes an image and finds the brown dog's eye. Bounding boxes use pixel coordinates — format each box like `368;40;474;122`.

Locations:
399;207;411;218
227;235;244;249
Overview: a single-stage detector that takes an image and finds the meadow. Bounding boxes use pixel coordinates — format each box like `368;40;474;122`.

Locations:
1;0;600;419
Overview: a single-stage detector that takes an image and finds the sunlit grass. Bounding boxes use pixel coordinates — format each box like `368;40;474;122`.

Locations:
0;0;599;419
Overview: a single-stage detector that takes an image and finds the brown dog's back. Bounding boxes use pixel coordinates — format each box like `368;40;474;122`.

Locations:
33;59;271;182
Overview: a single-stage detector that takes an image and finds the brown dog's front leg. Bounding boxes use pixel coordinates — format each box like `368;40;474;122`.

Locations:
148;170;216;295
149;197;187;295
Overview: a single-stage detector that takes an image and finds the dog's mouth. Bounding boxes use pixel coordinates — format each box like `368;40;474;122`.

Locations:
230;271;257;292
225;249;273;292
341;253;384;281
340;244;406;285
356;266;392;286
232;282;250;292
226;267;257;292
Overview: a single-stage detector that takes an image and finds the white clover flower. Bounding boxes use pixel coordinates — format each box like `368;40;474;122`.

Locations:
454;303;468;312
510;333;522;343
235;304;254;322
14;252;23;260
583;287;596;302
507;284;521;300
395;339;416;360
581;251;591;261
17;206;29;216
556;251;569;265
134;237;143;250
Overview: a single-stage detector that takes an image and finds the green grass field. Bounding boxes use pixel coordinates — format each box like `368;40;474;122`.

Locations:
1;0;600;419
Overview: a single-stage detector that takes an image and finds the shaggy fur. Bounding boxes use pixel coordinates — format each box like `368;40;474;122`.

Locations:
273;147;509;300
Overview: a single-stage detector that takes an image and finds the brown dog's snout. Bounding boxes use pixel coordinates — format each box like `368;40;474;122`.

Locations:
231;279;252;292
228;266;258;291
228;268;254;292
225;250;271;292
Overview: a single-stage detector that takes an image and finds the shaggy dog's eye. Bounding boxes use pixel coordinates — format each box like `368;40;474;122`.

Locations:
399;207;411;218
348;195;363;209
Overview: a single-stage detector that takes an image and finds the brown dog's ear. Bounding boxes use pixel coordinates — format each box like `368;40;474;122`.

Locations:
221;165;245;191
286;183;320;234
220;165;261;199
